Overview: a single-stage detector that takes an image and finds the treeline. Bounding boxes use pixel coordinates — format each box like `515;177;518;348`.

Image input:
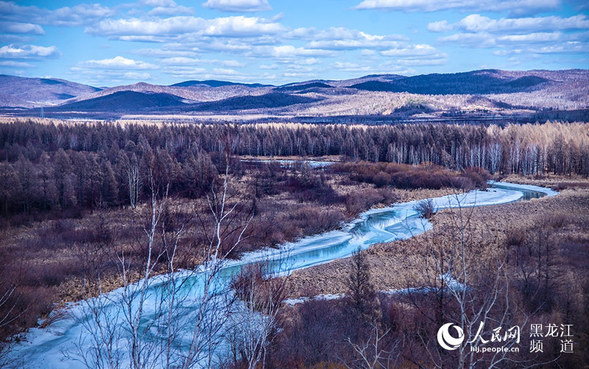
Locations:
0;120;587;218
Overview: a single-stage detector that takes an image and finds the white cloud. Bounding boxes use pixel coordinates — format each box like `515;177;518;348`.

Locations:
427;20;451;32
334;61;372;72
380;43;448;66
148;6;194;16
288;26;406;50
160;56;246;68
433;13;589;56
203;16;284;36
202;0;271;12
87;17;205;37
161;56;198;65
140;0;194;16
429;14;589;33
162;65;207;77
498;32;562;42
49;4;114;26
354;0;560;16
0;44;59;58
212;67;238;75
135;48;199;58
381;44;440;56
80;56;157;69
222;59;245;67
199;39;253;52
70;56;158;85
269;45;332;58
308;39;399;50
529;41;589;53
438;32;497;47
86;16;284;40
0;1;114;27
123;71;152;80
142;0;176;6
0;22;44;35
0;60;33;67
493;41;589;54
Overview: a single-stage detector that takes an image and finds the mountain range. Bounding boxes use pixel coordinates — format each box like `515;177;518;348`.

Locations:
0;69;587;122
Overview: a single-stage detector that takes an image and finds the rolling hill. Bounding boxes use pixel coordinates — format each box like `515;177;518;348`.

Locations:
0;69;587;122
349;70;550;94
188;92;320;112
50;91;188;112
0;75;100;108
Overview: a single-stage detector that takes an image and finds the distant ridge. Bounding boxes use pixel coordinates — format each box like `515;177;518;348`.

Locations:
171;80;272;88
277;82;333;91
350;70;550;94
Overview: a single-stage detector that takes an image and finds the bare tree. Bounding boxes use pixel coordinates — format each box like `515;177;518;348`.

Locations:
401;194;528;369
72;160;253;369
345;324;397;369
0;285;19;367
227;262;288;369
346;248;378;327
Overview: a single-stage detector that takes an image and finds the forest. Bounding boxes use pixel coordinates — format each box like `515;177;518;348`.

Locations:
0;120;588;220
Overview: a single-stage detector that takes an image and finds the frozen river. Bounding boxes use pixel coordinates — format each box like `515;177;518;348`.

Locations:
5;181;557;368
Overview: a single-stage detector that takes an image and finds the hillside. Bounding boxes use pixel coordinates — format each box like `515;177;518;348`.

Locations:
50;91;188;112
0;75;100;108
0;69;587;122
349;70;551;94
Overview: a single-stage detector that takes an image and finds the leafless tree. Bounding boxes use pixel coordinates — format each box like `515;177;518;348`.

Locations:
345;324;398;369
227;262;288;369
402;194;528;369
0;285;19;367
73;160;253;369
414;199;436;219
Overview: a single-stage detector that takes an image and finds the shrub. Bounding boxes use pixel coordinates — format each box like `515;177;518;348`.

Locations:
373;171;391;187
414;199;436;219
333;161;491;190
345;188;398;215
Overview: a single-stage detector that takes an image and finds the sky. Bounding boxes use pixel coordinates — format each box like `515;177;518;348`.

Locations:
0;0;588;87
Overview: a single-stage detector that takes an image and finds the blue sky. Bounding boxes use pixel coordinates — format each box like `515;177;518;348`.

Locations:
0;0;587;86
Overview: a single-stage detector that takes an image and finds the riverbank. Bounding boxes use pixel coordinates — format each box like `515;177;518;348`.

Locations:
284;176;589;299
